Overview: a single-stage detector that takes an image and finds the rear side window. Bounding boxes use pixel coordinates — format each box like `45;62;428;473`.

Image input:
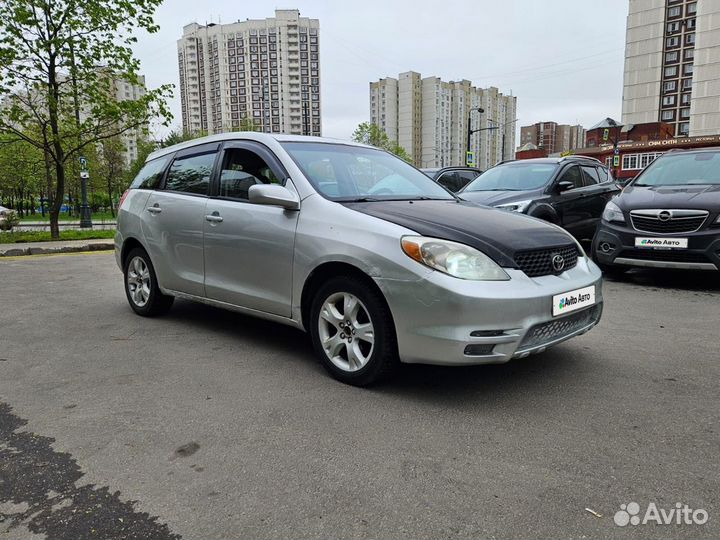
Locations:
581;165;600;186
165;150;217;195
597;166;609;183
129;157;170;190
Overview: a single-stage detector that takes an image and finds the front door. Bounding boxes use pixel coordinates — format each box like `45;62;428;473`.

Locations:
203;141;299;317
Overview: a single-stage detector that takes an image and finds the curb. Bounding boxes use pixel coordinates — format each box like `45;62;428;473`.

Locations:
0;242;115;257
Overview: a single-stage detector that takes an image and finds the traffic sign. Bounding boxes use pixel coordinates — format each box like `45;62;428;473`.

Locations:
80;171;89;179
613;155;620;167
603;129;609;141
466;151;476;167
614;147;620;155
79;156;88;170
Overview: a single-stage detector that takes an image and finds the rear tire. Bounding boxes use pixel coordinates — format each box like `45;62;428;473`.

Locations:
309;275;398;386
123;247;174;316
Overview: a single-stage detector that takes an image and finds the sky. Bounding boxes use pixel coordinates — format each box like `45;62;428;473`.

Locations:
132;0;630;141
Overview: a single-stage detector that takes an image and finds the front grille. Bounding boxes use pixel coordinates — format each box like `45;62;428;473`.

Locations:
514;245;578;277
630;211;707;234
619;249;710;264
519;304;602;350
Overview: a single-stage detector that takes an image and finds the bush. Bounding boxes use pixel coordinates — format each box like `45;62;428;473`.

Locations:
0;210;19;231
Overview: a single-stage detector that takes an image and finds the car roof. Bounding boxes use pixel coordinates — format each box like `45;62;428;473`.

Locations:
497;156;604;166
146;132;375;161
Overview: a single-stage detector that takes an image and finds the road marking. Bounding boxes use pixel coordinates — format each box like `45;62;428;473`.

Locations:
0;250;113;261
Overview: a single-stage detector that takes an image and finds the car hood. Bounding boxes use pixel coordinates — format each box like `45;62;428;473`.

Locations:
343;200;575;268
618;184;720;211
460;189;539;207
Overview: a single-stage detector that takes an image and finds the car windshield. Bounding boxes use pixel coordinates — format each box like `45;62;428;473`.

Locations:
633;151;720;186
281;142;455;201
462;162;558;192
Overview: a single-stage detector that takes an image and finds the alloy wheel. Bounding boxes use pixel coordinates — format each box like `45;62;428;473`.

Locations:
127;256;151;308
318;292;375;372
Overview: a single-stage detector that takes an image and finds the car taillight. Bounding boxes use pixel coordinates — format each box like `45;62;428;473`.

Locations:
118;190;130;209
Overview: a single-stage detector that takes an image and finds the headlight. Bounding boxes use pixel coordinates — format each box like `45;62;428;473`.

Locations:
495;199;532;213
602;201;625;223
401;236;510;281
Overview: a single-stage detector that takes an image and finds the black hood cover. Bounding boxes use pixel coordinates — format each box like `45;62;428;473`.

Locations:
617;184;720;211
344;200;575;268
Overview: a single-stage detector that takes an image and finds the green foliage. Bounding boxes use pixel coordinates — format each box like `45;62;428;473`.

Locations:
0;0;172;238
0;228;115;244
351;122;412;162
0;210;20;231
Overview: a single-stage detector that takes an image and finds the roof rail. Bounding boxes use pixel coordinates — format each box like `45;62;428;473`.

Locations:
559;155;603;165
494;159;516;166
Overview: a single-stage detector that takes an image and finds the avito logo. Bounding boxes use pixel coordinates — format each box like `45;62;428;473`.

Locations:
558;292;592;311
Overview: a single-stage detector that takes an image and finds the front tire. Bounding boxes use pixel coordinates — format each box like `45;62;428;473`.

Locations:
123;247;174;316
309;275;397;386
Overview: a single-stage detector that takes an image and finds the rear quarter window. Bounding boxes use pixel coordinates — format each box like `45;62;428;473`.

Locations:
129;156;170;190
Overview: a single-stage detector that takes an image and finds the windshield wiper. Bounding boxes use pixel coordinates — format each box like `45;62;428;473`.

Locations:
336;196;383;202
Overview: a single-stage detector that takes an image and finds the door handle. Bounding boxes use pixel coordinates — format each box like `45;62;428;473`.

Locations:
205;214;223;223
147;206;162;214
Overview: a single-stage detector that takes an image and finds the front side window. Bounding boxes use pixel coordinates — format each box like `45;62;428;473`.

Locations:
281;142;453;201
218;148;283;200
633;151;720;186
165;151;217;195
557;166;583;190
130;156;170;189
464;163;558;192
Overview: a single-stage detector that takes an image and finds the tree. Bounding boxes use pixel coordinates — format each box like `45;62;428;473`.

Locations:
97;136;126;216
351;122;412;162
0;0;172;238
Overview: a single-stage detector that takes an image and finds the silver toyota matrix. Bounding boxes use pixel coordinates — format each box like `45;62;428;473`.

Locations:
116;133;603;385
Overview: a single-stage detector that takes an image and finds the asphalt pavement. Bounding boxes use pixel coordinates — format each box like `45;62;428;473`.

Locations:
0;253;718;539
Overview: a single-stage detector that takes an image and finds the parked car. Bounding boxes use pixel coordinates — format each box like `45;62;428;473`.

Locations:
116;133;603;386
421;166;483;192
459;157;620;241
592;147;720;273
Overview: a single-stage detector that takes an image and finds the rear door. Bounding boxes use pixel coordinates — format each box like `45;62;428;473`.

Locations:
142;143;220;297
580;165;615;237
203;141;299;317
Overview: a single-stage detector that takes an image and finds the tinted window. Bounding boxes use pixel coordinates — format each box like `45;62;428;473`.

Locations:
129;157;170;190
165;151;217;195
597;166;609;183
464;163;557;192
557;166;583;190
219;148;283;200
436;171;461;192
281;142;453;201
634;151;720;186
581;166;600;186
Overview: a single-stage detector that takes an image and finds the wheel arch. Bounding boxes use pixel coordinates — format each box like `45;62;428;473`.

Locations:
528;202;560;224
120;236;146;269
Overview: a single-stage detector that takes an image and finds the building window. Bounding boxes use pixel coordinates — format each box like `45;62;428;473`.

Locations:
667;21;681;33
679;122;690;134
685;49;695;61
664;65;678;77
687;2;697;15
686;33;695;45
661;110;675;121
680;108;691;119
682;78;693;89
666;36;680;48
667;6;682;18
664;80;677;92
665;51;679;63
622;154;639;170
681;93;691;105
623;153;663;171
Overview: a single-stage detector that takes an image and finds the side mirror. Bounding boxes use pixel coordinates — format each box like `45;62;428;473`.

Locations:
557;181;575;193
248;184;300;210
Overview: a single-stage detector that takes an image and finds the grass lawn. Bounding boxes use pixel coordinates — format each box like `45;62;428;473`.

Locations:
17;211;116;222
0;229;115;244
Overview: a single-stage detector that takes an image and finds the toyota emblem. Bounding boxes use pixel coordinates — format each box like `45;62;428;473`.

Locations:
552;254;565;272
658;210;672;221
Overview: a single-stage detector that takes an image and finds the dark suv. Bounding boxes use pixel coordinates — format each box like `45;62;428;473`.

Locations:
421;166;482;193
592;148;720;273
460;156;619;240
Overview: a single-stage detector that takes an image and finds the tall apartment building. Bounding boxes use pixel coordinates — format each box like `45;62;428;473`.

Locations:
520;122;586;155
114;76;147;165
177;9;321;136
622;0;720;136
370;71;516;169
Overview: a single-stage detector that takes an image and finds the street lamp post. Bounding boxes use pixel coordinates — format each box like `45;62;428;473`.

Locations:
467;107;498;168
79;156;92;229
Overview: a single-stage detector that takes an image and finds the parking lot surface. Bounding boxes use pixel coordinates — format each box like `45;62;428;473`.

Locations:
0;252;718;539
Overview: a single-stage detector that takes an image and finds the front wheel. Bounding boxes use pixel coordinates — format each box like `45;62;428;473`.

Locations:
309;275;398;386
123;247;174;316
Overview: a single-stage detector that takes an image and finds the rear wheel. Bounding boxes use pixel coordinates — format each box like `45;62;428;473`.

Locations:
309;275;397;386
123;247;174;316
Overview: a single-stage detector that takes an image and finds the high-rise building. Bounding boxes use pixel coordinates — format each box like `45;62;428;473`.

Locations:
520;122;586;155
622;0;720;136
370;71;516;169
114;76;147;165
177;9;321;136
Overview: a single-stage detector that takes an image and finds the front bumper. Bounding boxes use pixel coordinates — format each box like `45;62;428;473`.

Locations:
375;257;603;366
593;221;720;271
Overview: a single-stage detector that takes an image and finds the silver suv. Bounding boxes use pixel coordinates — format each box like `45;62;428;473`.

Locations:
116;133;603;385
